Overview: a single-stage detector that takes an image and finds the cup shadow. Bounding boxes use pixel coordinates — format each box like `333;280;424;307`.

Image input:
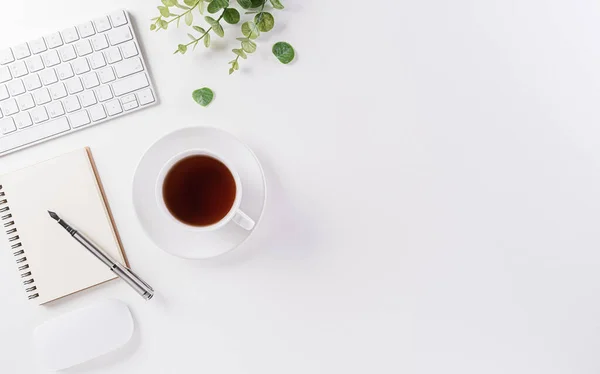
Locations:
197;149;318;267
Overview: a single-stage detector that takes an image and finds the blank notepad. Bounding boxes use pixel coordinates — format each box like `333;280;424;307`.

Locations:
0;148;126;305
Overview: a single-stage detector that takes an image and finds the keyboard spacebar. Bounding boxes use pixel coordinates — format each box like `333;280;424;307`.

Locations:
0;117;70;153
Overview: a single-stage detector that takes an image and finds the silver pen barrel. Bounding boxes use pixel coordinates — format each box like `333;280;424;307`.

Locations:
74;232;154;300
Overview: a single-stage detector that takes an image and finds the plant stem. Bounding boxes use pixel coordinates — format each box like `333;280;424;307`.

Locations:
183;9;226;47
167;0;201;24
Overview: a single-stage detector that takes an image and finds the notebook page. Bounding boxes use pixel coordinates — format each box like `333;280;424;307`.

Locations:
0;148;124;305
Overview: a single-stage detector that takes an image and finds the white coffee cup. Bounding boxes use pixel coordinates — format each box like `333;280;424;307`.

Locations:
155;150;255;231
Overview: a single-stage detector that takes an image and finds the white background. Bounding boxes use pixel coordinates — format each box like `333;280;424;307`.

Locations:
1;0;600;372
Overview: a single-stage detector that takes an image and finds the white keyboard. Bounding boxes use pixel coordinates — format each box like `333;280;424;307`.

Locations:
0;10;156;156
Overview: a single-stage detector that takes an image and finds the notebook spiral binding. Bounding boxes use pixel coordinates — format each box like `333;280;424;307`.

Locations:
0;185;38;300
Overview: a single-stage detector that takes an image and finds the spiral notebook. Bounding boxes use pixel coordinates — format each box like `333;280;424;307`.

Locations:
0;148;127;305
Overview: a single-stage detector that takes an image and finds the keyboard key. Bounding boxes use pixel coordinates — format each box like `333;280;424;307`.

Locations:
46;101;64;118
121;94;138;111
30;106;48;123
63;96;81;112
33;88;51;105
13;44;31;60
16;94;34;110
77;22;95;38
25;55;44;72
1;99;19;115
61;27;79;43
41;50;60;67
40;69;58;85
65;77;83;94
105;47;122;64
109;11;128;27
72;58;90;75
58;45;77;61
69;110;90;128
79;90;97;107
105;99;122;116
0;49;14;65
113;57;142;78
44;32;63;49
56;63;74;80
0;85;9;101
9;61;28;78
14;112;32;129
95;85;112;101
82;72;99;89
23;74;42;91
7;80;25;96
0;117;69;153
29;38;47;54
74;39;93;56
0;66;11;83
89;52;106;69
88;104;106;121
120;41;138;59
0;118;16;134
111;72;148;96
90;34;109;51
94;16;111;32
98;66;115;83
135;87;155;105
107;26;132;46
48;82;67;99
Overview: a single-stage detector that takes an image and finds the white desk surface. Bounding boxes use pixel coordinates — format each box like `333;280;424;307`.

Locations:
1;0;600;373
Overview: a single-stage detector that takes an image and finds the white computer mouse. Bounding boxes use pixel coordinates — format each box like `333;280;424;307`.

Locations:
34;299;134;371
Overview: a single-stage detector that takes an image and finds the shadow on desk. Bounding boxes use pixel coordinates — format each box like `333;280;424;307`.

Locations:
196;149;320;267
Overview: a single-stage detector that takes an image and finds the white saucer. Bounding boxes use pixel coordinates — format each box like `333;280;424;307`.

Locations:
132;126;267;259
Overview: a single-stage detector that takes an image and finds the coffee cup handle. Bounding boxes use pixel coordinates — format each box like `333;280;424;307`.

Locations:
232;209;255;231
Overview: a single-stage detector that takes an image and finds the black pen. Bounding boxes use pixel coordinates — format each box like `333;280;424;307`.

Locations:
48;211;154;300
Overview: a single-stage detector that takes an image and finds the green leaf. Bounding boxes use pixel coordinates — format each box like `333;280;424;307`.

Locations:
207;0;228;14
236;37;249;41
272;41;294;64
254;12;274;32
223;8;240;24
241;21;260;39
229;67;235;75
184;11;193;25
150;23;157;31
158;6;171;17
162;0;176;6
175;3;191;10
192;87;214;106
193;25;206;33
187;33;196;41
212;22;224;37
250;0;265;8
233;60;239;70
159;19;169;29
241;39;256;53
204;16;218;25
269;0;284;9
237;0;252;9
178;44;188;54
184;0;197;5
198;0;205;14
192;41;199;50
204;33;211;47
232;48;247;59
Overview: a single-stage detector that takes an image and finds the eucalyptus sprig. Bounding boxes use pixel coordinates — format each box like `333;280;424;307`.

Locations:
151;0;285;74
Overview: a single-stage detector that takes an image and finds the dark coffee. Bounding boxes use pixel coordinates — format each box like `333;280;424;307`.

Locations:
162;155;236;227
